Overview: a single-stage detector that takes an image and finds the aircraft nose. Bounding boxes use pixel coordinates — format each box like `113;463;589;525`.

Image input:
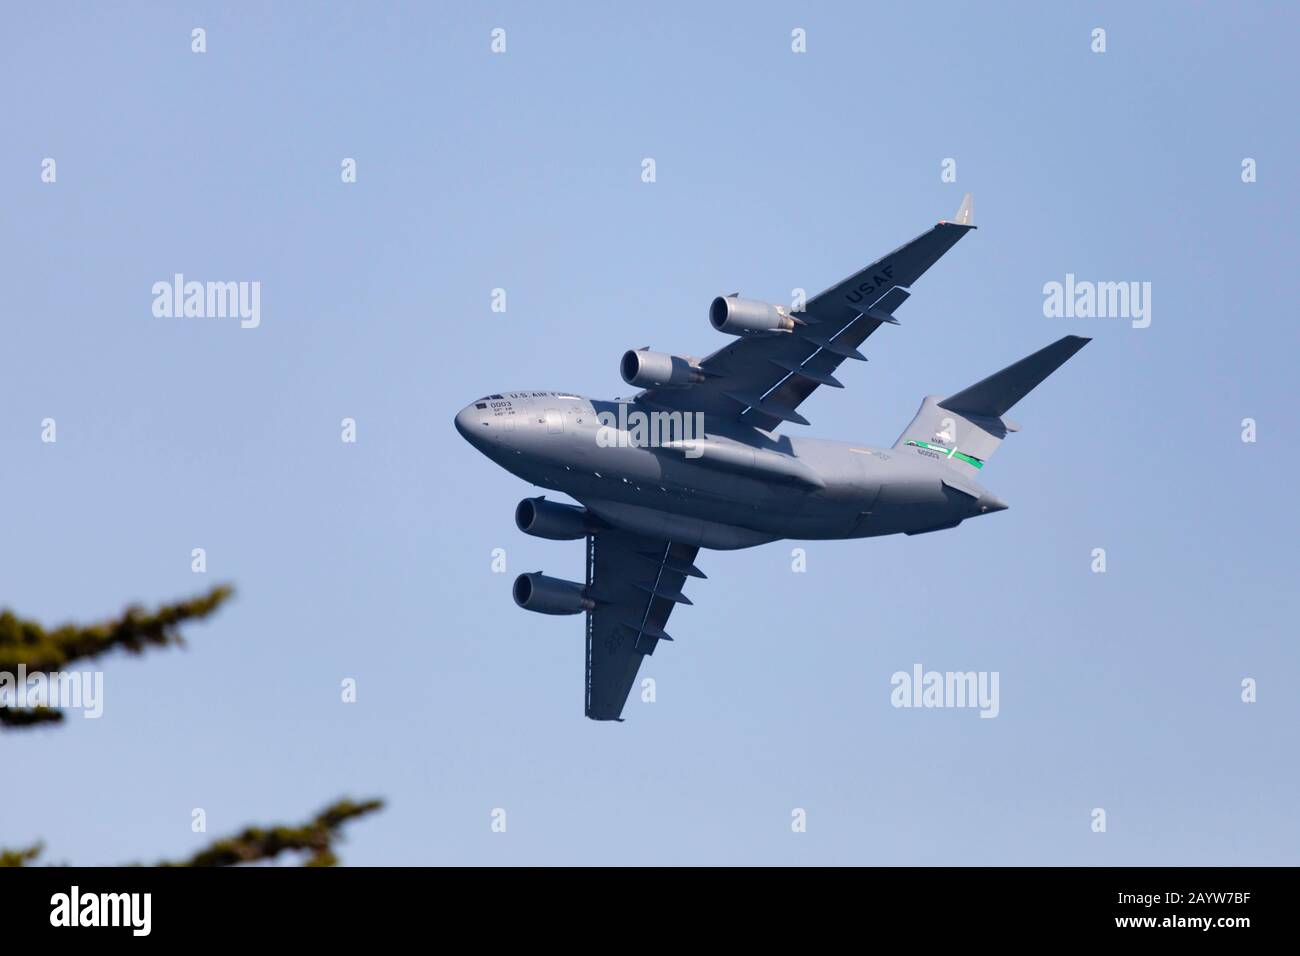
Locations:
455;403;490;448
454;404;475;439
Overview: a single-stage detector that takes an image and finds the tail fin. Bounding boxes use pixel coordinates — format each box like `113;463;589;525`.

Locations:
893;335;1090;470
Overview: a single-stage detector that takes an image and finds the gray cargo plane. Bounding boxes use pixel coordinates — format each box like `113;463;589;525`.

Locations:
456;195;1088;720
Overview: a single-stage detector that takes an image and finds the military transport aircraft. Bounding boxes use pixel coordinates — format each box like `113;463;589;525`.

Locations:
455;195;1088;721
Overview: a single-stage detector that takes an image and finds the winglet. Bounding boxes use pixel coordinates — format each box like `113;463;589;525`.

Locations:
945;193;974;227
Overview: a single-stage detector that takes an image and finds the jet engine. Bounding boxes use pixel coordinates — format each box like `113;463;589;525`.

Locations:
620;349;705;388
709;295;800;335
512;572;594;615
515;496;591;541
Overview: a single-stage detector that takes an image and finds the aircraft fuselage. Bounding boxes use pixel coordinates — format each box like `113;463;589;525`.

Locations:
455;390;1007;551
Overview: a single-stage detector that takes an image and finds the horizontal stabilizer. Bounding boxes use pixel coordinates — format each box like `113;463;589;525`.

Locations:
941;335;1090;418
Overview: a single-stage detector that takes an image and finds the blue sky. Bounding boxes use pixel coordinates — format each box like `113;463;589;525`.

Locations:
2;1;1297;865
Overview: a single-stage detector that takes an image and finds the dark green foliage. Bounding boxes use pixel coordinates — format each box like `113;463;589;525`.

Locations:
0;844;43;867
0;584;234;673
1;799;383;867
0;706;62;727
0;586;233;729
1;586;384;866
164;798;385;867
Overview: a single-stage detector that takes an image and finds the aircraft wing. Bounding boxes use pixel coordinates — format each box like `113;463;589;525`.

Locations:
584;529;703;721
638;195;975;431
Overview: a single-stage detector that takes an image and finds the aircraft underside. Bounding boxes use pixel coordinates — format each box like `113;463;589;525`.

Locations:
456;194;1088;720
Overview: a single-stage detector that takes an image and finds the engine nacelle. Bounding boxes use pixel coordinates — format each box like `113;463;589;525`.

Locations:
515;496;591;541
709;295;798;335
512;572;594;615
620;349;705;388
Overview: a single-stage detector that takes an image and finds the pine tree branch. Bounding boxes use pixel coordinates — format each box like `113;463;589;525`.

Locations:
159;798;385;867
0;706;63;727
0;586;233;730
0;843;43;867
1;590;382;866
2;798;383;868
